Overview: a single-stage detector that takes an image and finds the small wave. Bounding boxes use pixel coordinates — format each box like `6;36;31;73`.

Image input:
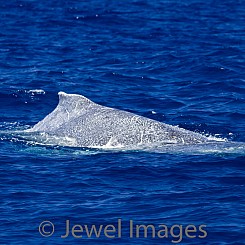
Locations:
0;122;30;131
26;89;46;95
13;89;46;97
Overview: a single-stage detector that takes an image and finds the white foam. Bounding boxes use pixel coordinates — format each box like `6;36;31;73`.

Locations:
207;135;227;142
27;89;46;94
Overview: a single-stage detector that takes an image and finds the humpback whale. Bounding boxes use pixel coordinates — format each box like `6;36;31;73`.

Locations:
26;92;221;148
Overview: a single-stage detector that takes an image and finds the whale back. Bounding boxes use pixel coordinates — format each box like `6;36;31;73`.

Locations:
26;92;217;148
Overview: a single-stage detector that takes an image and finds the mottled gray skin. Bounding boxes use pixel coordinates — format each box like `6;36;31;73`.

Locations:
27;92;215;148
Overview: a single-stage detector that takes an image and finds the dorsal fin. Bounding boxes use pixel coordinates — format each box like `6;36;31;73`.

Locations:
58;91;93;106
27;92;95;132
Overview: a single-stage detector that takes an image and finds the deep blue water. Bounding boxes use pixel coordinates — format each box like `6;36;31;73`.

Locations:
0;0;245;244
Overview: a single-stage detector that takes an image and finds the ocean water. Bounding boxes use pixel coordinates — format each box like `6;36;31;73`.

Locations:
0;0;245;244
